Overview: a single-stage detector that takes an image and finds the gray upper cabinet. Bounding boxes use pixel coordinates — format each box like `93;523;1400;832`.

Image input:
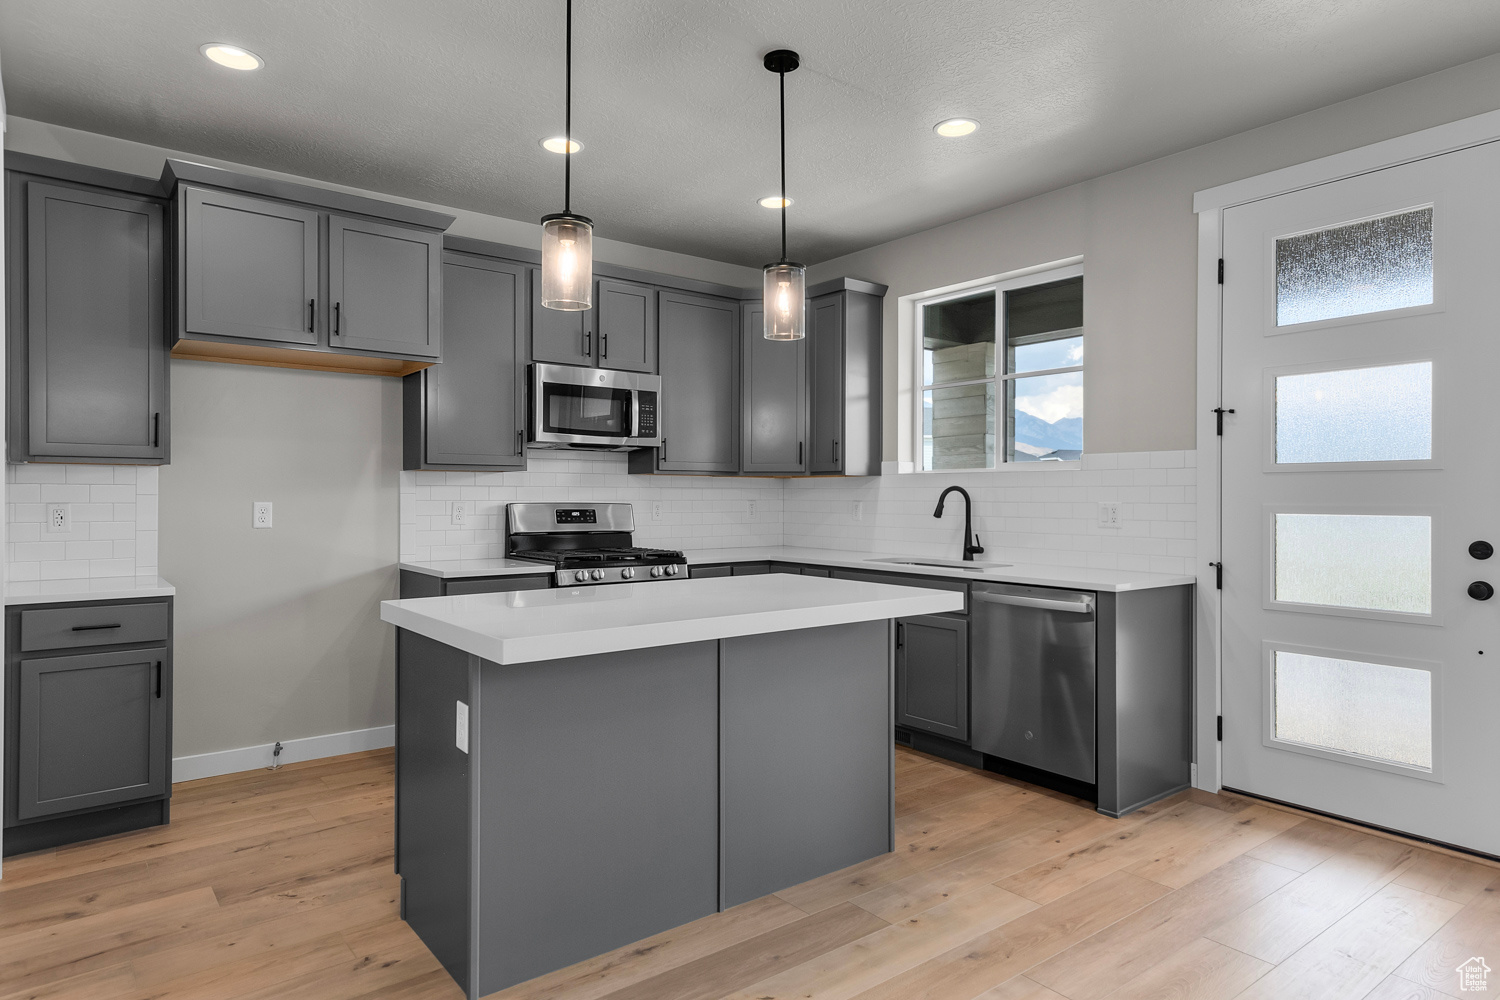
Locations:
740;302;807;475
808;293;846;474
631;291;739;473
329;215;442;359
405;250;526;470
594;278;657;373
182;186;320;346
7;168;168;465
896;614;969;742
529;268;594;367
807;288;883;477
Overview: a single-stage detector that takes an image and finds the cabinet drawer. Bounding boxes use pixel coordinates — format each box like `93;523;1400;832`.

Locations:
444;576;551;596
690;565;732;579
21;603;169;652
829;569;968;613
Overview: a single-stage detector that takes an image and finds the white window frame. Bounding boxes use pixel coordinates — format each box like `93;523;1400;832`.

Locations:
913;261;1084;472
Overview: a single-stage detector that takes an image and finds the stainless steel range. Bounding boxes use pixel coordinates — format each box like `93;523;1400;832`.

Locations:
505;502;687;587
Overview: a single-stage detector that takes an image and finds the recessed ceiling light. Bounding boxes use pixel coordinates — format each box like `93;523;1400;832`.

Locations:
934;118;978;138
200;43;264;71
541;136;583;154
758;196;792;209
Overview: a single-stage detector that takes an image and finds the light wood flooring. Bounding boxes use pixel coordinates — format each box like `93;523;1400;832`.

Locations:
1;746;1497;1000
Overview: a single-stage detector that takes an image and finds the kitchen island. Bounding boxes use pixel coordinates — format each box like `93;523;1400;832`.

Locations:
381;574;961;999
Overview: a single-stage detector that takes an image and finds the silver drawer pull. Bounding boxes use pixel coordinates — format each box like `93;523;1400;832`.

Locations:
70;623;124;631
974;592;1094;614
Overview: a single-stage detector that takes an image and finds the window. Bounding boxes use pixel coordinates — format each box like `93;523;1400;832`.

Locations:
919;270;1082;470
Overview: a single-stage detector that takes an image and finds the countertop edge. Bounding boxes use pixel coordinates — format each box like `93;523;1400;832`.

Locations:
4;577;178;606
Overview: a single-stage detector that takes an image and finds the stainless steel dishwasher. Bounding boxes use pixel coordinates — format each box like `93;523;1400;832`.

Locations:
970;582;1096;784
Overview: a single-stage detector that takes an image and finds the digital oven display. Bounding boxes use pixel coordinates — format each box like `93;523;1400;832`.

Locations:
554;509;598;524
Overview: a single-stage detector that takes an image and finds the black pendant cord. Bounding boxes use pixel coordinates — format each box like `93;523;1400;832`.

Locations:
778;66;787;263
564;0;573;215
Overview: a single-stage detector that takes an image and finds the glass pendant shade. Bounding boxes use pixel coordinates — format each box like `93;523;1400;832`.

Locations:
763;261;807;340
540;213;594;311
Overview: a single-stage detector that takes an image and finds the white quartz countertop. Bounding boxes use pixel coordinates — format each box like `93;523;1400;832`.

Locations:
401;546;1195;593
4;576;177;606
381;574;962;664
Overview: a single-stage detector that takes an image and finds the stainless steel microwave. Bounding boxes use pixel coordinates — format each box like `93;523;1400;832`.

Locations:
528;364;661;451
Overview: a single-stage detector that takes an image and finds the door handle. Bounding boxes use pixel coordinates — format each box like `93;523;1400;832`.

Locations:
152;413;161;449
660;438;666;460
333;302;341;336
896;622;905;648
308;298;316;333
798;442;803;466
154;661;162;699
832;439;839;463
601;333;608;359
584;330;592;357
71;623;122;632
974;591;1094;614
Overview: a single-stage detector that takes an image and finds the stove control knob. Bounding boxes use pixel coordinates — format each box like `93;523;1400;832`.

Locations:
650;566;664;578
621;568;636;580
665;564;680;577
591;569;606;582
574;570;589;583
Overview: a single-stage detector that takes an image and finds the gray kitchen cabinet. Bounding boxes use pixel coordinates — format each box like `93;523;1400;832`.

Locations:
807;285;883;477
594;278;656;373
740;302;807;474
399;570;552;598
329;215;442;359
689;565;733;579
6;162;169;465
529;268;594;367
896;614;969;742
181;185;320;346
4;596;174;857
405;250;527;470
630;291;740;474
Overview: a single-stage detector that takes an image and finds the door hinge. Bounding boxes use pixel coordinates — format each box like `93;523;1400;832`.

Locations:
1217;258;1224;284
1217;715;1223;741
1213;407;1235;435
1209;561;1223;589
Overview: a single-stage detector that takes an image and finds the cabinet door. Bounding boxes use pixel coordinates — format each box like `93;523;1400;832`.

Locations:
808;292;845;474
16;647;169;820
182;186;319;346
329;215;441;358
415;253;526;468
595;278;657;373
896;615;969;742
741;302;807;474
656;291;739;472
24;183;167;462
529;269;594;366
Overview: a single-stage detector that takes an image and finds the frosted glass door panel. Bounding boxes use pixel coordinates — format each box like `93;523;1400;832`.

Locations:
1275;362;1432;464
1274;651;1432;769
1275;207;1433;326
1274;513;1431;614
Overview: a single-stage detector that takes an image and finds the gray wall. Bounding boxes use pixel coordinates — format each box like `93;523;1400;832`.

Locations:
160;362;401;757
807;51;1500;459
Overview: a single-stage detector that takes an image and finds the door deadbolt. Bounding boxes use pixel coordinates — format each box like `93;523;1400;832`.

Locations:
1471;540;1494;560
1469;581;1494;601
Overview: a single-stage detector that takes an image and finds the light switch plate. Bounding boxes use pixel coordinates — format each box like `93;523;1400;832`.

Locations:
455;700;470;754
852;501;864;522
253;501;273;529
747;499;758;521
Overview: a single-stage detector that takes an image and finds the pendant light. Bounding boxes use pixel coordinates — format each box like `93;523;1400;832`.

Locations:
540;0;593;311
762;49;806;341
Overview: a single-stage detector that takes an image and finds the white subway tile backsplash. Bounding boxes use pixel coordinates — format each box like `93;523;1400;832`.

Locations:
6;463;162;583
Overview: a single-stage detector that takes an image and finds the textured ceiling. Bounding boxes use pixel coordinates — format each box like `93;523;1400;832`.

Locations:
4;1;1500;267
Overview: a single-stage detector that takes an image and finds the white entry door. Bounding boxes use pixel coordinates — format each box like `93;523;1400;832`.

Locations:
1220;140;1500;855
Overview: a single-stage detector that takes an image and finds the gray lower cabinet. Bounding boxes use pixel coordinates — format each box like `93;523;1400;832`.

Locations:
896;614;969;742
807;288;882;476
740;302;808;474
594;278;656;373
329;214;442;359
405;250;527;470
4;597;174;857
6;161;169;464
399;571;551;598
529;268;593;367
631;291;740;473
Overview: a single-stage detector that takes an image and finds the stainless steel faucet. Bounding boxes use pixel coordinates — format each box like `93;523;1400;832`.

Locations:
933;486;984;561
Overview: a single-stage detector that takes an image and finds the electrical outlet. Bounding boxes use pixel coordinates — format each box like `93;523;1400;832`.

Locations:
46;504;70;533
455;701;470;754
852;500;864;522
451;501;469;527
1097;502;1122;528
253;501;273;529
652;500;664;522
747;499;758;521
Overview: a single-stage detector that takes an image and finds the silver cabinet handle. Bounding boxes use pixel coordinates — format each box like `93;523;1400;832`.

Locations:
974;591;1094;614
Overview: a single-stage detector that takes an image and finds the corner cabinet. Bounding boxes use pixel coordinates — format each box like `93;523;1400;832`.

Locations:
4;596;174;857
5;156;170;465
740;302;808;475
404;248;527;471
630;291;740;474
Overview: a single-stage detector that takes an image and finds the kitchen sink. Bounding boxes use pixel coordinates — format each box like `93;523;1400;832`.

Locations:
866;557;1011;572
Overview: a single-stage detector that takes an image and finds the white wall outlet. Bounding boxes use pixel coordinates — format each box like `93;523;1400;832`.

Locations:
652;500;665;522
852;500;864;522
451;501;469;527
455;700;470;754
747;499;758;521
46;504;70;533
1097;502;1122;528
253;501;273;529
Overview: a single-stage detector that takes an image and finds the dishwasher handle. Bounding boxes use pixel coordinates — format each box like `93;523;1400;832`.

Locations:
973;591;1094;614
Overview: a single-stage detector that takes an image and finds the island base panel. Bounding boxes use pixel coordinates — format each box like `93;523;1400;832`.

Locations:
720;620;894;908
477;641;721;996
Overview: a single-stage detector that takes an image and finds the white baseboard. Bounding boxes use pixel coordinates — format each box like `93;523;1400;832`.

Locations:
172;724;395;783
